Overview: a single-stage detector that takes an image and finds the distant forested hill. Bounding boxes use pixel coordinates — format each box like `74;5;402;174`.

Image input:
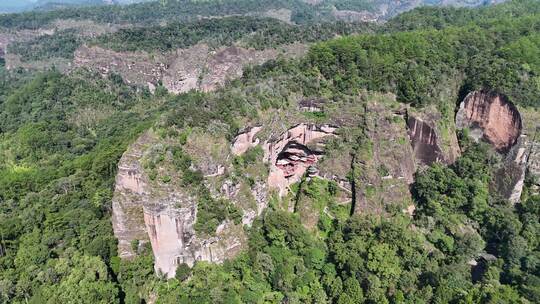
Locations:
0;0;502;28
1;1;539;304
0;0;150;14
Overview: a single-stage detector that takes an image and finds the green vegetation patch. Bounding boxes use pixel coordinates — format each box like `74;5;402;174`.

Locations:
94;16;372;52
8;29;81;62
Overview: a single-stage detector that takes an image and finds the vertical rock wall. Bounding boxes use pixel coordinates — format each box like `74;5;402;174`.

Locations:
112;131;155;259
407;116;447;165
455;90;537;203
112;91;539;279
407;108;461;166
456;90;522;153
112;130;248;278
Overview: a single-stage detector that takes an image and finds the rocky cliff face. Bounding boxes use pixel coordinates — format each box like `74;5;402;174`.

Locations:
143;200;245;278
111;94;455;277
492;135;529;203
112;131;154;259
455;90;540;203
232;123;339;198
112;130;249;278
407;115;445;165
112;90;538;278
264;124;338;197
73;43;307;94
231;126;262;156
407;108;461;166
456;90;522;153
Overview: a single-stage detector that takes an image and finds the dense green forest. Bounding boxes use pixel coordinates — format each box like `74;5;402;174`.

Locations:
0;0;323;29
0;0;539;303
293;0;540;108
7;29;81;62
6;16;372;62
94;17;373;52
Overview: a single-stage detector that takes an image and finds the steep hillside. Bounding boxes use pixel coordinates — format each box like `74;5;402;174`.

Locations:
1;1;539;304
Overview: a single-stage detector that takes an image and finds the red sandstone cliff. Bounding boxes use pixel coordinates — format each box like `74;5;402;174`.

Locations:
456;90;522;153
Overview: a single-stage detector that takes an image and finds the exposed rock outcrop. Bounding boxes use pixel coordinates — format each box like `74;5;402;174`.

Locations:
112;131;155;259
493;132;540;203
456;90;540;203
231;126;262;156
113;91;537;279
456;90;522;153
143;204;245;278
407;108;461;166
73;43;307;94
407;116;446;165
264;124;338;197
492;135;529;203
112;130;249;278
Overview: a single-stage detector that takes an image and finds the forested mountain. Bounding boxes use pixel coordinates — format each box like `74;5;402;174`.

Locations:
0;1;149;14
0;0;503;28
1;0;539;304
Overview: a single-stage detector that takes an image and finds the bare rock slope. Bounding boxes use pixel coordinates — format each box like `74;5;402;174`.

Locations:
73;43;307;93
112;130;249;278
456;90;522;153
456;90;540;203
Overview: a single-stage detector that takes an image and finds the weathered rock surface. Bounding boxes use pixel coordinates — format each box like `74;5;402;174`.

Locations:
112;131;154;259
143;201;245;278
407;115;446;165
456;90;522;153
456;90;540;203
232;123;338;197
264;124;338;197
493;135;529;203
73;43;307;94
113;90;539;279
407;108;460;166
231;126;262;156
112;130;248;278
493;132;540;203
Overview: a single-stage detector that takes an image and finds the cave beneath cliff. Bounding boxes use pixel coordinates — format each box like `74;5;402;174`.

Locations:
276;142;323;178
265;124;337;196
